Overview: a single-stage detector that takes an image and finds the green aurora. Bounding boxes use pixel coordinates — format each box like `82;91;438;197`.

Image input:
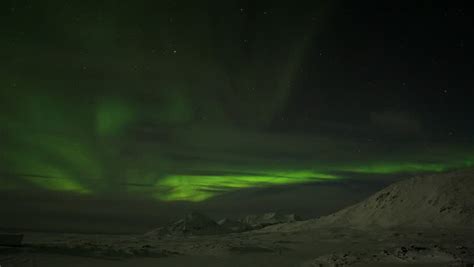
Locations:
1;94;473;202
156;171;339;202
1;1;473;203
1;87;474;202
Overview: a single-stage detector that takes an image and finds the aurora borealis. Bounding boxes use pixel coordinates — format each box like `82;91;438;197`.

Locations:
1;90;473;202
1;1;473;232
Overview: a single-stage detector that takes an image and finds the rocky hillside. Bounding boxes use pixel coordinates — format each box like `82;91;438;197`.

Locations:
145;211;302;237
145;212;227;236
265;169;474;231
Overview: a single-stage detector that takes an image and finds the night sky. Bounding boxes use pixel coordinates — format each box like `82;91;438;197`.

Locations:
1;1;473;233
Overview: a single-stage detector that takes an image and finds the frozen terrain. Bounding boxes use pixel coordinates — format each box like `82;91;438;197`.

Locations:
2;170;474;266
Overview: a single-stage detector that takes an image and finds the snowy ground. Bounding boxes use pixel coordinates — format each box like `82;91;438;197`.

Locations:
1;227;473;266
3;171;474;266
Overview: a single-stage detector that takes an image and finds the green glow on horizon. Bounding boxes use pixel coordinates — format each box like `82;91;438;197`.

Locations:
340;162;447;174
25;176;91;194
2;90;474;201
265;170;337;180
34;135;103;179
155;171;339;202
4;134;101;194
339;156;474;175
21;163;91;194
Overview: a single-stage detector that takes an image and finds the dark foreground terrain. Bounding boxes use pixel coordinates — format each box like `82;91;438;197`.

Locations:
2;170;474;266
